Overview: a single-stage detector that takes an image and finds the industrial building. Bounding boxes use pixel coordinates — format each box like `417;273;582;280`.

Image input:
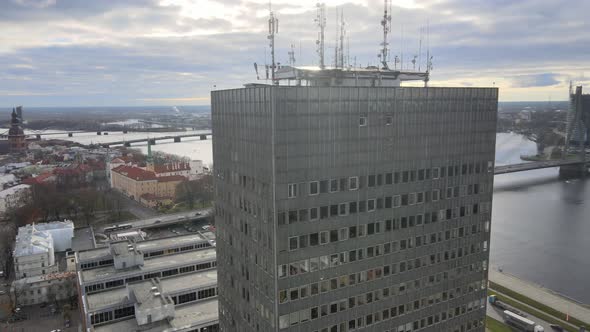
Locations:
75;231;219;331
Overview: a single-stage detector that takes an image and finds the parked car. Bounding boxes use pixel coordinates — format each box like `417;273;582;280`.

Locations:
0;290;6;295
549;325;564;332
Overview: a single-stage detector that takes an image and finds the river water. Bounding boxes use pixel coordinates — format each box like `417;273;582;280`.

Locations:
31;130;590;304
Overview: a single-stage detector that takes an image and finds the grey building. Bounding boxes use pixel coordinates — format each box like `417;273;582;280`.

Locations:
75;232;218;331
212;68;498;332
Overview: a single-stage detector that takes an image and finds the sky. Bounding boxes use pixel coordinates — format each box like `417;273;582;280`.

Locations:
0;0;589;107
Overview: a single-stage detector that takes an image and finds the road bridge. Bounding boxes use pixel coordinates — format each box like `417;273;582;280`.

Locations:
494;159;588;175
99;132;212;148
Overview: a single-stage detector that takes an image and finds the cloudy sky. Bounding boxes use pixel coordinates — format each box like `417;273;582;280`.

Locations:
0;0;589;107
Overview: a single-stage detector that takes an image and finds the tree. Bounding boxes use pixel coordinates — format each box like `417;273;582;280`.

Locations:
0;228;16;277
175;175;213;208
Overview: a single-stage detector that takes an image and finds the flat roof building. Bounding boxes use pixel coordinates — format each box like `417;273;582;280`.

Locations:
212;80;497;331
76;232;219;331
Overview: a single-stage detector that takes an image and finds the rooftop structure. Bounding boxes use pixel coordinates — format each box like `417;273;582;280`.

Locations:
76;221;219;332
273;65;429;87
14;223;54;259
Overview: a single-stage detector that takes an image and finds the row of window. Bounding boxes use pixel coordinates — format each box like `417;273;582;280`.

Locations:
281;230;487;283
146;242;211;258
80;243;212;270
276;257;487;313
84;261;217;294
279;189;490;225
80;258;114;270
287;161;494;198
283;205;489;253
171;286;218;305
279;295;486;331
90;306;135;326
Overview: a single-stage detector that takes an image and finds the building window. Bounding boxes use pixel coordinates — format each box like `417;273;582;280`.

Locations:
349;177;359;190
385;116;392;125
288;183;298;198
359;116;367;126
330;179;339;192
367;199;376;212
309;181;319;195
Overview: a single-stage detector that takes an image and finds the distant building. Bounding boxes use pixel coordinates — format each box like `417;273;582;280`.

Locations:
110;165;186;206
0;183;31;217
8;107;26;153
566;85;590;150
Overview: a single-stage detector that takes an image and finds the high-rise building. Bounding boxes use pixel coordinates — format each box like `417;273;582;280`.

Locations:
212;66;498;332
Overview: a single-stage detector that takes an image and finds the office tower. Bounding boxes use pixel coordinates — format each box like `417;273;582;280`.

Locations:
212;67;498;332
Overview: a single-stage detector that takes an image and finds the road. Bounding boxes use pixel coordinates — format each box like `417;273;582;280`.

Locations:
489;268;590;325
94;207;213;234
487;301;555;331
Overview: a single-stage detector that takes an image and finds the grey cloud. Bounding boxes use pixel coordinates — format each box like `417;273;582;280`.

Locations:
511;73;560;88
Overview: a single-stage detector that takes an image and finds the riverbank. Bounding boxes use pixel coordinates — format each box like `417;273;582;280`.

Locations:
488;267;590;326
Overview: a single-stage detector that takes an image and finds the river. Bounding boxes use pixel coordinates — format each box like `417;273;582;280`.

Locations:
31;130;590;304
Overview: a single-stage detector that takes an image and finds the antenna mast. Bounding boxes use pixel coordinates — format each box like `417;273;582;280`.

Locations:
334;9;339;68
339;10;345;68
288;44;296;66
315;2;326;69
268;3;279;83
379;0;392;69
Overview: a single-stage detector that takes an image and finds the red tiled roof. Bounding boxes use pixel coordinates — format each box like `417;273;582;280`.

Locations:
23;172;55;185
154;162;190;173
112;165;157;181
157;175;186;182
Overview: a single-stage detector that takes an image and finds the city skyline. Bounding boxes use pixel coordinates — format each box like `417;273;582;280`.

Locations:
0;0;589;107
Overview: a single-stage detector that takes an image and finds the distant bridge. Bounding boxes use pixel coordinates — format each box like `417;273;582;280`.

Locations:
494;159;589;175
0;130;128;139
99;132;212;148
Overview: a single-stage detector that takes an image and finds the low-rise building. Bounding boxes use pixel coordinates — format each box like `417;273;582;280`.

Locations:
11;221;76;306
75;232;218;331
110;165;186;206
14;224;57;279
11;271;77;306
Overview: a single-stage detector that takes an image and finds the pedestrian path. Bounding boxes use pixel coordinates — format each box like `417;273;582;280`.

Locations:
488;268;590;324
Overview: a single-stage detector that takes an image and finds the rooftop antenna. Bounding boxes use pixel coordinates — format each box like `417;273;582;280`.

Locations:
425;19;431;87
268;1;279;83
315;2;326;69
334;9;339;68
346;36;350;68
418;26;423;71
379;0;392;69
339;10;345;69
400;23;404;70
288;44;296;66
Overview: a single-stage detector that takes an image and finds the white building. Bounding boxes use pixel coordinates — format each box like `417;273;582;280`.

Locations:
14;224;57;279
0;184;31;217
11;221;77;307
34;220;74;252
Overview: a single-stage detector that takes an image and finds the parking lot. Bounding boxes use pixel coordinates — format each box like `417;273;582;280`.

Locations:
143;218;213;239
1;302;80;332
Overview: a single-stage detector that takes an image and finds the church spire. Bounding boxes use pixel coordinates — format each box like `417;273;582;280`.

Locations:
146;140;154;171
